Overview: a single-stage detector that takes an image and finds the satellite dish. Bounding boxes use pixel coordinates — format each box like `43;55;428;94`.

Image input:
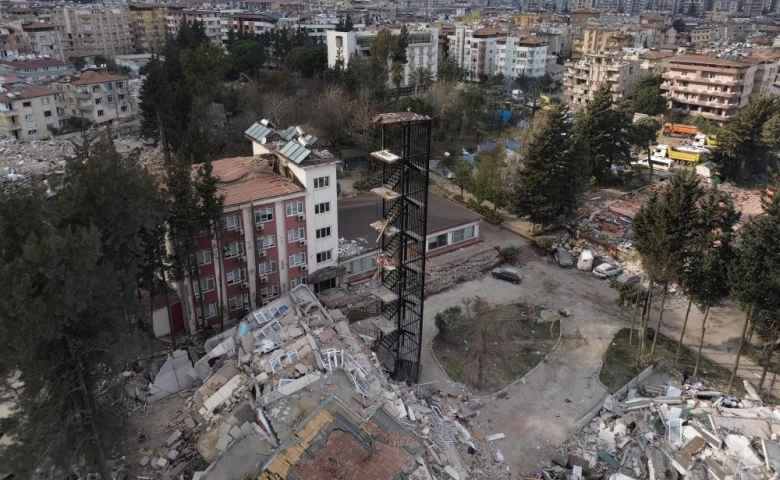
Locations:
295;126;304;136
260;136;266;145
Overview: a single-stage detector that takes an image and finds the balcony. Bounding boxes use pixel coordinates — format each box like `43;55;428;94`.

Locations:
661;83;739;98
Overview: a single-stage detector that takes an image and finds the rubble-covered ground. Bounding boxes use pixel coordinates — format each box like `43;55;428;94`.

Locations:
552;366;778;480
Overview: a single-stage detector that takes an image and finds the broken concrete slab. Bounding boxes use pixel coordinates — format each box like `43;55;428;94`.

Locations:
444;465;460;480
485;433;506;442
165;430;182;447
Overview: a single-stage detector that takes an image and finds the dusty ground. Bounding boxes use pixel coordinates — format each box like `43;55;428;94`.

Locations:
433;302;560;393
419;257;627;474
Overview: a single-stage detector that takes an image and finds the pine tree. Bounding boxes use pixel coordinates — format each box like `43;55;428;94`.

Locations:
474;146;505;210
452;157;474;196
629;117;661;181
194;159;225;328
632;169;703;362
575;83;632;183
513;105;588;227
728;193;780;392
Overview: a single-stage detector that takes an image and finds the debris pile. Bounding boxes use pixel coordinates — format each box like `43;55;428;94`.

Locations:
552;378;780;480
0;138;74;179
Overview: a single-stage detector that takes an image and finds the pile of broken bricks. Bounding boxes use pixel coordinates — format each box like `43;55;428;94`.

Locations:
551;379;780;480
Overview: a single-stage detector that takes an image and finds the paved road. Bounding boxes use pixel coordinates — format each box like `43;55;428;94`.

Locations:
420;258;626;474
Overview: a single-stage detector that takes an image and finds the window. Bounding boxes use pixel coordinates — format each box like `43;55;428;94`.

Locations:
222;213;241;231
261;284;280;300
289;252;306;267
223;241;243;258
286;201;303;216
451;225;476;244
287;226;305;242
269;355;283;371
22;101;31;107
428;233;449;251
198;302;218;319
120;106;127;113
195;249;211;265
92;86;100;93
226;268;246;285
257;234;275;250
106;83;113;90
290;276;306;288
229;293;249;311
43;110;52;118
259;260;277;275
193;276;216;295
95;98;102;104
24;114;34;121
116;82;124;88
41;97;50;105
314;202;331;215
107;94;115;103
97;110;104;117
255;206;273;223
313;176;329;189
316;250;332;263
345;256;376;275
119;94;126;101
27;129;36;135
287;349;300;362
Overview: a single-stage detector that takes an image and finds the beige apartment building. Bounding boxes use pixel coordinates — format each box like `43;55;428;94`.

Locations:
572;28;632;60
0;86;62;141
128;4;168;53
21;23;65;61
660;54;755;123
53;71;133;125
54;5;133;58
564;53;641;107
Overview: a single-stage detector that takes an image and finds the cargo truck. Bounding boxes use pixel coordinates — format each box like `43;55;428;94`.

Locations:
653;144;706;164
693;133;718;148
662;123;699;138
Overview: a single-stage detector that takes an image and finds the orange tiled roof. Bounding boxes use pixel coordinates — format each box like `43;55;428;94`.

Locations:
0;85;56;102
204;156;304;207
70;70;128;85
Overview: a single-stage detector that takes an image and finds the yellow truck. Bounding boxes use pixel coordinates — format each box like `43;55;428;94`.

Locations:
693;133;718;148
653;144;706;164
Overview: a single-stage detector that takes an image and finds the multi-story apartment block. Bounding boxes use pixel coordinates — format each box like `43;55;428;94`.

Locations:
21;23;65;61
326;26;439;86
178;120;340;330
660;54;755;123
448;26;548;81
244;121;340;283
53;71;133;125
54;6;133;58
165;8;223;45
0;86;62;141
745;51;780;97
564;53;641;107
185;156;310;329
0;58;70;83
222;12;277;38
572;28;633;60
128;3;168;53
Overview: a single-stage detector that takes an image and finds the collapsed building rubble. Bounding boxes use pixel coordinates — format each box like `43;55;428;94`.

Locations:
552;377;780;480
126;284;502;480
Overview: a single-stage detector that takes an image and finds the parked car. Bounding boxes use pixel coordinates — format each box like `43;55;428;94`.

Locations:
577;249;594;272
554;247;573;268
593;263;622;279
491;266;524;284
615;273;642;286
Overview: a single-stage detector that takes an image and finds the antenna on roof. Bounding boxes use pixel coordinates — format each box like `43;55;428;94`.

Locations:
295;125;304;136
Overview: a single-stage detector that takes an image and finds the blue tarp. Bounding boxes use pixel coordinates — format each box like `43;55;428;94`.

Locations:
478;139;520;152
463;153;477;164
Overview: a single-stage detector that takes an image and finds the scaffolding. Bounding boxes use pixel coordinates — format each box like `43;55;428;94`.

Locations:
370;112;431;384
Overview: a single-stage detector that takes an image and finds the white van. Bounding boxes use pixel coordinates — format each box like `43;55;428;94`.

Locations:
635;156;674;171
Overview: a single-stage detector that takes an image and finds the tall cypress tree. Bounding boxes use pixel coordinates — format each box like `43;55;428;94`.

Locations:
513;105;588;227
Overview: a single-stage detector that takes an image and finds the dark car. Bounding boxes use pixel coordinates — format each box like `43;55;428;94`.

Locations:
615;273;642;286
491;266;524;284
554;247;574;268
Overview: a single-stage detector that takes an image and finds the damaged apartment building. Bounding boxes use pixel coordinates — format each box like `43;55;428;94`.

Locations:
140;284;451;480
168;120;340;334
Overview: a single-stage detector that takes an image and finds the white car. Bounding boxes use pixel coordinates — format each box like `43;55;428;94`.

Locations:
593;263;622;279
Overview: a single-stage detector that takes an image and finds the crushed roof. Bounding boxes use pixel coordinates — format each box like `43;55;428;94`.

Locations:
0;58;69;69
69;71;128;85
201;156;304;207
0;85;57;102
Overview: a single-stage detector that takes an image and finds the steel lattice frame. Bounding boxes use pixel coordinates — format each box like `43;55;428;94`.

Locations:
372;113;431;383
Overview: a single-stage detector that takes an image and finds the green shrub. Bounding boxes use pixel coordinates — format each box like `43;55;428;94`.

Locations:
435;305;463;340
532;235;556;250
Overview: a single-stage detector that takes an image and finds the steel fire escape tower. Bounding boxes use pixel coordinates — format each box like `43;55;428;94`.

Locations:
369;112;431;384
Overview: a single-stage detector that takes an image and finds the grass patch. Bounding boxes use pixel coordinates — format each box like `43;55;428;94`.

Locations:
433;301;560;394
601;328;746;397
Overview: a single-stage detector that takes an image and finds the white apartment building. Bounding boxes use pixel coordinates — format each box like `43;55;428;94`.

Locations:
448;26;548;82
54;5;133;58
165;8;224;45
326;26;439;86
564;53;641;107
245;121;341;284
53;71;134;125
0;86;62;141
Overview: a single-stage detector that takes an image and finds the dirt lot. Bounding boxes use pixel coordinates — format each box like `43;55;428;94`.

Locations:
433;302;560;393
